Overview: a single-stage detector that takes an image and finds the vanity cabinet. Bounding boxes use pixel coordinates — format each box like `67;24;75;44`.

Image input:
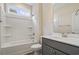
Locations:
42;37;79;55
43;43;55;55
43;43;65;55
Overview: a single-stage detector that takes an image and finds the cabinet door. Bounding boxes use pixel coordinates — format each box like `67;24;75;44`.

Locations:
42;43;55;55
54;49;66;55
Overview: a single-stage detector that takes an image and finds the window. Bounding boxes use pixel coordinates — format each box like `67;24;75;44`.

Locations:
6;3;32;17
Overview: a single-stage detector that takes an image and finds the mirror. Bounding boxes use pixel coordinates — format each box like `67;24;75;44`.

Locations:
53;3;79;34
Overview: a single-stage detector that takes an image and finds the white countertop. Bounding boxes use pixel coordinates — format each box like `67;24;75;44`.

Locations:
42;35;79;47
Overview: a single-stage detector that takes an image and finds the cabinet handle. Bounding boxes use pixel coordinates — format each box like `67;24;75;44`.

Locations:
52;50;56;55
54;51;56;55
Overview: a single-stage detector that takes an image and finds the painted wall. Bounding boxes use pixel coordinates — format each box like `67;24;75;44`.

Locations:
32;3;54;42
32;4;42;43
42;3;54;36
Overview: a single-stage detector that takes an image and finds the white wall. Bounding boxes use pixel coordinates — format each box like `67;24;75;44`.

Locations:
32;4;42;43
42;3;54;36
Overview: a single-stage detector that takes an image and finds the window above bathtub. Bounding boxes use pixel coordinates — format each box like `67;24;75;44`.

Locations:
5;3;32;17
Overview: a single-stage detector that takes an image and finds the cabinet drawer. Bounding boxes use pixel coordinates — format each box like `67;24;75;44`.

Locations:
43;43;66;55
43;38;79;55
42;43;55;55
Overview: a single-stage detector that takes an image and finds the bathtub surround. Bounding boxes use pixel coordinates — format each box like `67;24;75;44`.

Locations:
0;3;42;55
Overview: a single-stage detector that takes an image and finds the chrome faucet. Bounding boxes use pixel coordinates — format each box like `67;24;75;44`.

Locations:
62;33;67;37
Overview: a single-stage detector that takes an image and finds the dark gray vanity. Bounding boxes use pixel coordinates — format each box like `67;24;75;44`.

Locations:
42;37;79;55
